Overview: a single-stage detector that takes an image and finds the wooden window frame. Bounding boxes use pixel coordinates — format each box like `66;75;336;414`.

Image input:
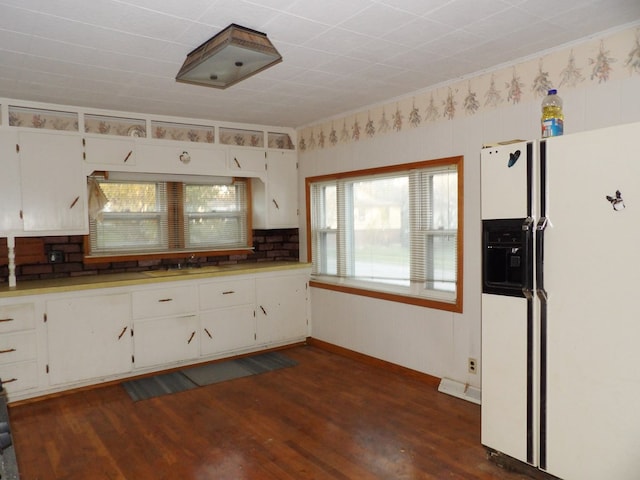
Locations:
84;178;253;264
306;156;463;313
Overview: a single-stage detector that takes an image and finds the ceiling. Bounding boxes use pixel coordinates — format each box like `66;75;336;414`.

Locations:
1;0;639;129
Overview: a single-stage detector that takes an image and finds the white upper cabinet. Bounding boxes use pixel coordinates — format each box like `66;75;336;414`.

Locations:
228;148;267;177
18;131;88;234
252;151;299;229
0;130;23;233
83;135;136;166
135;141;227;176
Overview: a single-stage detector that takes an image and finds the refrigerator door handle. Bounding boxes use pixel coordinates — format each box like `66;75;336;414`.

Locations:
535;215;548;470
535;216;548;299
521;217;535;299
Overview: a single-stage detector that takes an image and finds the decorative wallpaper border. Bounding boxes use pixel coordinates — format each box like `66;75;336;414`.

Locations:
297;25;640;151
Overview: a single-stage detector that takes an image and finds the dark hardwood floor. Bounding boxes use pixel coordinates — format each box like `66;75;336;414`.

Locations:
9;345;534;479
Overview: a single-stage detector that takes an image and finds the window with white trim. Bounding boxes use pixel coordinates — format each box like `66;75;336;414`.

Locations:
307;157;462;312
88;177;250;257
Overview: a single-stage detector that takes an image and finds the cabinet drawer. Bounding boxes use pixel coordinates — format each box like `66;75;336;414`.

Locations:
0;360;38;395
0;303;35;334
0;331;37;365
199;279;255;310
132;285;197;320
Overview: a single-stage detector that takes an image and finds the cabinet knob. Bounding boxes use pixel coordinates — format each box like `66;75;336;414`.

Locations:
179;151;191;164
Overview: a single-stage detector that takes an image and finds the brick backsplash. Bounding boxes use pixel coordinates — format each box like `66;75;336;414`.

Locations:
0;229;299;284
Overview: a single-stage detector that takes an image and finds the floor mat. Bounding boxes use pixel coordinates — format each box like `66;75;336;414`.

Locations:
122;351;298;401
122;371;197;402
182;351;298;386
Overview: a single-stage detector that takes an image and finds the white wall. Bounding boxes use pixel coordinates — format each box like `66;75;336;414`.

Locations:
298;24;640;389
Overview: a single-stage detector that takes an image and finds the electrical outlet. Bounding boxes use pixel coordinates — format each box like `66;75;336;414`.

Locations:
48;250;64;263
468;358;477;374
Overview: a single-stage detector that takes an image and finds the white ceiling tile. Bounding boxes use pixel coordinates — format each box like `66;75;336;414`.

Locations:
304;27;372;54
377;0;454;16
338;3;417;37
426;0;512;28
110;0;219;21
198;0;283;31
263;12;331;44
287;0;370;26
382;18;451;47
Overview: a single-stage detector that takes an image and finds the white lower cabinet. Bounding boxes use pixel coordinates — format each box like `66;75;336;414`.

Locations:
200;306;256;355
256;274;308;345
133;314;199;368
0;302;39;396
46;293;132;386
1;265;310;401
132;284;199;369
199;277;256;355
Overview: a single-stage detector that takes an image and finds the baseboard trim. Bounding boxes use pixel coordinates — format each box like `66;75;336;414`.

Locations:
437;377;481;405
306;337;440;388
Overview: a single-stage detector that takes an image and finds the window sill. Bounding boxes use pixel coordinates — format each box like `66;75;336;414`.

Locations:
84;247;255;264
309;277;462;313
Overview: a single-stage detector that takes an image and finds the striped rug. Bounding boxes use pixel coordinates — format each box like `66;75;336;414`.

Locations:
122;351;298;402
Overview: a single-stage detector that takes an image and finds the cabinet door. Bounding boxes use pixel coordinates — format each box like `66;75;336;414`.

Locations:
200;306;255;356
46;293;132;385
18;131;87;233
83;136;136;165
228;148;266;176
0;131;23;233
252;151;298;228
255;274;308;345
133;315;199;368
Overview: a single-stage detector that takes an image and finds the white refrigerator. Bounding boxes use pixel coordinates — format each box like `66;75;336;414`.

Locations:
480;121;640;480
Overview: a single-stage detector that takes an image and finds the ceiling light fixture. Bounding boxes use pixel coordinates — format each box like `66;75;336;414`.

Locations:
175;23;282;89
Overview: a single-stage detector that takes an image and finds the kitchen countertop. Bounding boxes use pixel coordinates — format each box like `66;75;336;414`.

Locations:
0;261;311;299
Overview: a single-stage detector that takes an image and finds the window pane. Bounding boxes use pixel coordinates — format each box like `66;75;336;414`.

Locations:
100;182;161;213
431;172;457;230
311;184;337;275
95;216;164;250
352;176;409;284
184;185;242;213
425;233;457;291
184;183;247;248
186;214;245;247
91;182;167;253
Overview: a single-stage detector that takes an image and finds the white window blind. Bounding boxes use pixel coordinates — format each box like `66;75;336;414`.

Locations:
309;159;460;308
89;178;249;256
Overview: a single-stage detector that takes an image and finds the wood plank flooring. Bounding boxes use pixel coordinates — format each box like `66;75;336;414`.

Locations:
9;345;535;479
